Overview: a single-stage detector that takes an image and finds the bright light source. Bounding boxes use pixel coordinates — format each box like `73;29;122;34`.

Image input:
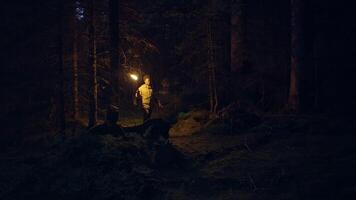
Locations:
130;74;138;81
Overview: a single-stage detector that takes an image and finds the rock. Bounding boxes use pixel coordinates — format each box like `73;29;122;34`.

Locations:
169;109;210;137
169;117;202;137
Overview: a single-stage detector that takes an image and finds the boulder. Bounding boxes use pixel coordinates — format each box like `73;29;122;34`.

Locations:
169;117;202;137
169;109;210;137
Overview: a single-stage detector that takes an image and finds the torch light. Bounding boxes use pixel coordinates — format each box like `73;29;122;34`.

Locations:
129;73;138;81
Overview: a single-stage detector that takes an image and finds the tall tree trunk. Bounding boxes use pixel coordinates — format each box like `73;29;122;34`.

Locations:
288;0;304;112
88;0;98;127
208;0;218;113
72;1;79;120
231;0;246;71
224;12;231;72
109;0;120;108
57;0;66;133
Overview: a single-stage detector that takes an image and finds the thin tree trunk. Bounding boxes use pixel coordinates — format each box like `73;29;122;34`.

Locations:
208;15;215;112
57;0;66;133
231;0;246;71
208;0;219;113
224;11;231;72
72;5;79;120
88;0;98;127
212;64;218;113
109;0;120;108
288;0;304;112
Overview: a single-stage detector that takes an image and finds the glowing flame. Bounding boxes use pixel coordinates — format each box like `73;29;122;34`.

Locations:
130;74;138;81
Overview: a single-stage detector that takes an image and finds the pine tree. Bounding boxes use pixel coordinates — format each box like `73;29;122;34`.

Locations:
207;0;218;113
57;0;66;133
288;0;304;112
109;0;120;108
88;0;98;127
71;0;80;121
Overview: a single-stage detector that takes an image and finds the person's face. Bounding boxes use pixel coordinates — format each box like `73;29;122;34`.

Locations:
144;78;150;85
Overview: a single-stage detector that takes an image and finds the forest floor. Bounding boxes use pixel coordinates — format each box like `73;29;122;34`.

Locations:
169;115;356;199
0;115;356;200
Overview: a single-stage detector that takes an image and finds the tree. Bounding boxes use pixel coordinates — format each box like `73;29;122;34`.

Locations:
288;0;304;112
231;0;247;71
109;0;120;108
71;0;80;121
88;0;98;127
207;0;219;113
57;0;66;133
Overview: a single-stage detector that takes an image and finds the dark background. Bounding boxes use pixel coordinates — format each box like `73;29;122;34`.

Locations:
1;0;355;136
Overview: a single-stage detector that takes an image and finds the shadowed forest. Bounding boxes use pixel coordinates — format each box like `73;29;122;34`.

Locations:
1;0;356;199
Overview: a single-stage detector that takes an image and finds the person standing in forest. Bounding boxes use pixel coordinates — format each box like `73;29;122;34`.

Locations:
135;75;162;122
156;78;178;122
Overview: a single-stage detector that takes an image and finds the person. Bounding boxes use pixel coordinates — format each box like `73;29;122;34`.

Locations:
156;78;176;122
88;106;125;137
135;75;162;122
